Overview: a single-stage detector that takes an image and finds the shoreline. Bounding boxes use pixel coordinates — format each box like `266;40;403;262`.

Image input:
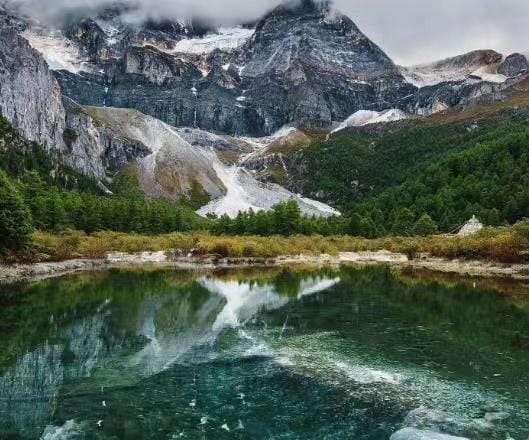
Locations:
2;250;529;284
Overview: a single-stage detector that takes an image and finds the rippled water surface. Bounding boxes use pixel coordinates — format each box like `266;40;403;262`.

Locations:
0;266;528;439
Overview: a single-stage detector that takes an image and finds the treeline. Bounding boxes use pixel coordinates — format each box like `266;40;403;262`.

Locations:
0;170;209;252
23;188;209;235
212;200;348;236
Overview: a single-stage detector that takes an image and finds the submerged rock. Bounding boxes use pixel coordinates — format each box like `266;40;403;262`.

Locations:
403;407;500;439
390;428;468;440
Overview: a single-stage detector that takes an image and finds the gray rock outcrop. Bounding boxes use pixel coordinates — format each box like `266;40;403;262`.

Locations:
63;98;151;179
498;53;529;77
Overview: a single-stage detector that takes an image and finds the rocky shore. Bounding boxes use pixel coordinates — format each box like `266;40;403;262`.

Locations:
2;250;529;284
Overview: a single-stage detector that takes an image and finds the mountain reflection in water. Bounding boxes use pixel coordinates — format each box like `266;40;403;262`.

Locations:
0;266;528;439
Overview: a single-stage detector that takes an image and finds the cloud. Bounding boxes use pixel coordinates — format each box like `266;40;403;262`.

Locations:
6;0;529;64
8;0;282;25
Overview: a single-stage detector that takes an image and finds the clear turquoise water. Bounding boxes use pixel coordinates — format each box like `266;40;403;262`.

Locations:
0;266;528;439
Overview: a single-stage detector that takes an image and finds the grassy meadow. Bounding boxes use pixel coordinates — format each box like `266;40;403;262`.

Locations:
6;220;528;265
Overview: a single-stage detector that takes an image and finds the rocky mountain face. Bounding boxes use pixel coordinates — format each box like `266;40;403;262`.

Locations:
400;49;529;115
18;0;418;136
412;74;529;115
63;97;152;179
80;105;227;204
17;0;528;137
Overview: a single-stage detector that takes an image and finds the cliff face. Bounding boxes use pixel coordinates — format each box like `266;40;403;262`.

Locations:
0;19;135;181
0;16;165;182
0;28;66;153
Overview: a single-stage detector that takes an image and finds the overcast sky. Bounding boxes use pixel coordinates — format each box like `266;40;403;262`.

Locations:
10;0;529;65
339;0;529;65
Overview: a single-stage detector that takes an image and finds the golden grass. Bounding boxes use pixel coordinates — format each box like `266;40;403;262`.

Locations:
29;231;368;262
24;223;529;264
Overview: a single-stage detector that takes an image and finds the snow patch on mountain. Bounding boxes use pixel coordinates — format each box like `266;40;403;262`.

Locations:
332;109;407;133
400;51;507;88
243;126;296;147
402;65;507;88
21;31;90;73
172;27;254;55
298;197;342;216
198;162;260;217
195;144;341;219
471;66;508;83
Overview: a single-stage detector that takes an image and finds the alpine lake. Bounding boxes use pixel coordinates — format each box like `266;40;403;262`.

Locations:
0;264;528;439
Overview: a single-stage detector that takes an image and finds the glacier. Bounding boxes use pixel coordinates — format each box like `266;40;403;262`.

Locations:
172;27;255;55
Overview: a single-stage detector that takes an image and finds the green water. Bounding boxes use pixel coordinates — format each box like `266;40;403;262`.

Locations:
0;266;528;439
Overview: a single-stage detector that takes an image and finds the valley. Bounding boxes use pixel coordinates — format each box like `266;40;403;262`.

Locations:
2;1;529;439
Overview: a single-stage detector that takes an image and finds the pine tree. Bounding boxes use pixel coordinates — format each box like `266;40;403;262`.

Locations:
348;213;363;236
0;170;33;252
413;213;439;236
391;208;415;236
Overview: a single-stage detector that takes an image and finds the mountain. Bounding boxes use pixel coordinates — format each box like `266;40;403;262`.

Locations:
22;0;417;136
230;0;415;132
14;1;529;135
400;49;529;115
2;0;529;220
